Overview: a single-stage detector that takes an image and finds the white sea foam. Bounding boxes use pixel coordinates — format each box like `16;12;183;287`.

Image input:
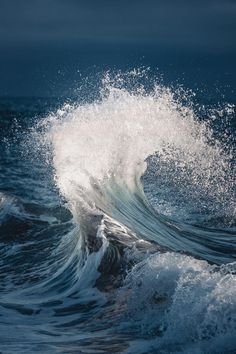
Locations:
43;72;234;223
119;252;236;353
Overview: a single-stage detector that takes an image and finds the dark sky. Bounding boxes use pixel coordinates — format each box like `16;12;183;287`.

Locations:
1;0;236;97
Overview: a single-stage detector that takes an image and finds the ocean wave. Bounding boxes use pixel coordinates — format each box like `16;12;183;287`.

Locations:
34;71;236;263
1;71;235;353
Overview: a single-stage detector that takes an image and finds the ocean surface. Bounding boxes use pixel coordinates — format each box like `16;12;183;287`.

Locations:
0;71;236;354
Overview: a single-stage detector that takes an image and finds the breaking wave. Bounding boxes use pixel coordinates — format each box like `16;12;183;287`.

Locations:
1;71;235;353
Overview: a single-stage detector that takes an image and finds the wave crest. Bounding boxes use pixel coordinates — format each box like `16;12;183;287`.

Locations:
35;71;235;263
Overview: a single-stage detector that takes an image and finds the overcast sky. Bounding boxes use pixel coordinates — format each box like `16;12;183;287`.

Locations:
0;0;236;96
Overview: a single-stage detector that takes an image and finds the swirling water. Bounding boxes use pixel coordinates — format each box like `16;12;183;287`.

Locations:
0;72;236;354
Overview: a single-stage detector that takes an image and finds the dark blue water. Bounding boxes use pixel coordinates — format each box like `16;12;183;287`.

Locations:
0;71;235;354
